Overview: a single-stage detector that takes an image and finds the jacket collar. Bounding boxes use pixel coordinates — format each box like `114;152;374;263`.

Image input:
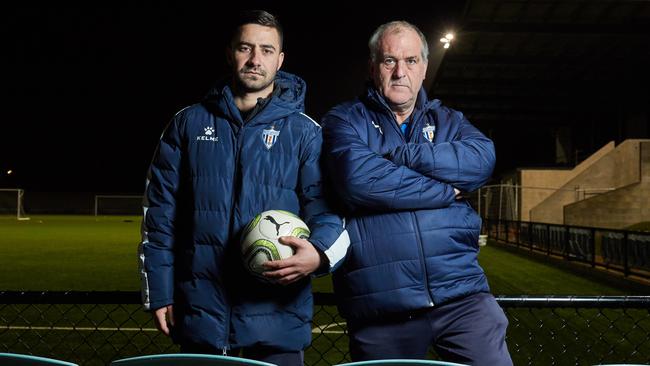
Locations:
202;71;306;126
364;82;441;119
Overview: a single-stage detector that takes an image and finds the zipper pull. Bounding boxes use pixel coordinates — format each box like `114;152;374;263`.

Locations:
222;347;228;356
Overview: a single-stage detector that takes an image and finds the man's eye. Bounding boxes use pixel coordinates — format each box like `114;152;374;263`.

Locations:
407;58;417;65
383;59;395;66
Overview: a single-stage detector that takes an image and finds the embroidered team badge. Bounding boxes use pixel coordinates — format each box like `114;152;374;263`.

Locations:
262;126;280;149
422;123;436;142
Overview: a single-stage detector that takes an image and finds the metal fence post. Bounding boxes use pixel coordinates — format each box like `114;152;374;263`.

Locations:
496;218;500;240
515;221;520;249
527;223;531;250
565;224;570;260
546;224;551;256
530;224;551;252
624;231;630;277
591;228;596;268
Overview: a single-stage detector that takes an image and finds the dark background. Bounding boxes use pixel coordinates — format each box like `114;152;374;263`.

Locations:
2;1;649;195
1;2;464;193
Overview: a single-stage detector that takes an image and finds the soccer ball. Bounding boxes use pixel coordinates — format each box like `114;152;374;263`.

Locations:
240;210;310;281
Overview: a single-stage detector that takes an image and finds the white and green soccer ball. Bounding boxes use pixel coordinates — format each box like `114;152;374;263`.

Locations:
240;210;310;281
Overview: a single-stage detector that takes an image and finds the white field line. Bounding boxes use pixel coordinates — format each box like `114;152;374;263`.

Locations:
1;322;348;334
311;321;347;334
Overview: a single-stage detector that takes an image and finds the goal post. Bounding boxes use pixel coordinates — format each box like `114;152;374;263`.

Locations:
94;195;143;216
0;188;30;220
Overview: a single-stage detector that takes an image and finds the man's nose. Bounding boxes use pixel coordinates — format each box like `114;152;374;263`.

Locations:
392;60;407;78
247;48;262;66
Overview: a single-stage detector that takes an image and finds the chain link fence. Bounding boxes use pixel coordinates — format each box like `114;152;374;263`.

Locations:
1;292;649;365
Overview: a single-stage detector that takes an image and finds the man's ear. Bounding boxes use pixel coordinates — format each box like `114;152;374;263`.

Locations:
277;51;285;71
422;60;428;81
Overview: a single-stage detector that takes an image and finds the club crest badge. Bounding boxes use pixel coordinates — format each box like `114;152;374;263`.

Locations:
422;124;436;143
262;126;280;149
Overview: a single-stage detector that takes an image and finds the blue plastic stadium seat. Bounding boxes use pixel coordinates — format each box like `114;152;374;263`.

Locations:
110;353;277;366
0;353;78;366
335;360;469;366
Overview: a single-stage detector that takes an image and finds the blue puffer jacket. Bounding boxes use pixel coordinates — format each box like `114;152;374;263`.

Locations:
322;86;495;322
139;71;348;351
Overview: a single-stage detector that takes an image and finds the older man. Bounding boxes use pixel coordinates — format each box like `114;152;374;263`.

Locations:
322;21;512;365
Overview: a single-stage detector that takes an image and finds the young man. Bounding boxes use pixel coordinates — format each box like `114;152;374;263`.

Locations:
322;21;512;365
139;10;348;365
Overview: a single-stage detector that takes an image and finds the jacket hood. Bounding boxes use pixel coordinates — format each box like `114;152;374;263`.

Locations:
202;71;306;125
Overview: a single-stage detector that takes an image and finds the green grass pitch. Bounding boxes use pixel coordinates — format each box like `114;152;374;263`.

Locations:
1;214;646;295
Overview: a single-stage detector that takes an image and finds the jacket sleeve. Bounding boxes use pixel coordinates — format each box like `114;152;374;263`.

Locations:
322;113;457;212
139;116;182;311
298;127;350;273
386;111;495;192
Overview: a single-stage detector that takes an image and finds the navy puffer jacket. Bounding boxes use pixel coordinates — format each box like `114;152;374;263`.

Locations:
322;86;495;322
139;71;348;351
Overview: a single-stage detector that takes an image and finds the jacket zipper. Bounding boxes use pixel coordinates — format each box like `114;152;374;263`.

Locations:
372;91;436;307
395;107;434;307
224;123;245;352
383;106;408;143
411;211;435;307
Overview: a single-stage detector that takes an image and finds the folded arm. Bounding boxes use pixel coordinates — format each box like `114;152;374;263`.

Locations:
386;111;495;192
322;113;457;212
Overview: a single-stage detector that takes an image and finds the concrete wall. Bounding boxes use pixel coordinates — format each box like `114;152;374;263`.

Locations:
529;140;646;224
564;141;650;229
519;141;615;222
519;169;572;221
528;139;649;226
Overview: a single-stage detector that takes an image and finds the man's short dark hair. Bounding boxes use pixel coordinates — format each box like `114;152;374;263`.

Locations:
231;10;283;50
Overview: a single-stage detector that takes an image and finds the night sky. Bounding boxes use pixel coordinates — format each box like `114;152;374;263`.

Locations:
1;2;465;193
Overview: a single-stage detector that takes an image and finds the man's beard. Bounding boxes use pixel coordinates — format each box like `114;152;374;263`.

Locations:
236;67;275;93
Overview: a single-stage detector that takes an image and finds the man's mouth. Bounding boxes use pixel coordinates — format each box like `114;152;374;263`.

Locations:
242;70;264;76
